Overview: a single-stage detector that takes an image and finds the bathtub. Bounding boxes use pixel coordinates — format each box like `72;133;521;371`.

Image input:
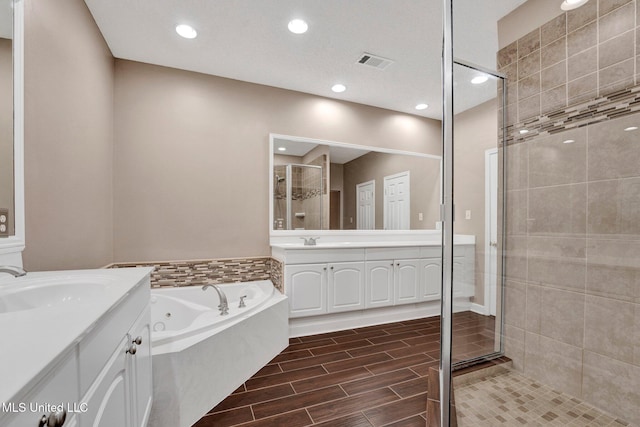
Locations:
148;280;288;427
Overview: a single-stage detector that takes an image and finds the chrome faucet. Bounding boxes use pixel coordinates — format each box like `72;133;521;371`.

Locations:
0;266;26;277
300;236;320;246
202;284;229;315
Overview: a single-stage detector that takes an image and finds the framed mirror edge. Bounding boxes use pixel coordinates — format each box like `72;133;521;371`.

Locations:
268;132;443;239
0;0;25;255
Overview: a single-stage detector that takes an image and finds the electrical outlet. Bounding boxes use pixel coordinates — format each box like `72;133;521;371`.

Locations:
418;212;423;221
350;217;353;224
465;210;472;220
0;208;8;237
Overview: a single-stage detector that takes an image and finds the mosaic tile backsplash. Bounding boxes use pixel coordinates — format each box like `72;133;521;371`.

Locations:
108;257;284;293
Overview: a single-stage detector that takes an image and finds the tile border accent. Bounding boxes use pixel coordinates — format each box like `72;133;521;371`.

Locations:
106;256;283;293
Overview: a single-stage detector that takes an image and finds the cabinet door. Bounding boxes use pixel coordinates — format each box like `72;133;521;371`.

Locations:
81;336;132;427
286;264;327;318
365;261;394;308
420;257;441;301
394;259;421;304
328;262;365;313
129;306;152;427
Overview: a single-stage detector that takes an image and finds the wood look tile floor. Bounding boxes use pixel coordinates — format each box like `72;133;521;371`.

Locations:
193;312;496;427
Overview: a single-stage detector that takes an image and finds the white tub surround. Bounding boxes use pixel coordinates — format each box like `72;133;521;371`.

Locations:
272;232;475;337
0;267;153;427
149;280;288;427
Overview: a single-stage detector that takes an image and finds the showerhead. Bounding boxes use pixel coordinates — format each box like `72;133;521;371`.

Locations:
276;175;285;183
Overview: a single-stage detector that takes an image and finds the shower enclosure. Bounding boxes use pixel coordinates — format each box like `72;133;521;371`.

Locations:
273;164;323;230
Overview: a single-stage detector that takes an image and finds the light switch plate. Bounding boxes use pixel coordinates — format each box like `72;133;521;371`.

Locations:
0;208;8;237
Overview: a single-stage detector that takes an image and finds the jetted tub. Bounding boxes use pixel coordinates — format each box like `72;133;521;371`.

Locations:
148;280;288;427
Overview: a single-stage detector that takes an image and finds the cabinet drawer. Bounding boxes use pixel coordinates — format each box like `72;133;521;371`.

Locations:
366;247;421;261
78;279;149;396
285;248;364;264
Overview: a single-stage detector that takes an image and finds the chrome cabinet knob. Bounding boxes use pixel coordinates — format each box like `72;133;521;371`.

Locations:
126;344;137;355
39;409;67;427
132;336;142;345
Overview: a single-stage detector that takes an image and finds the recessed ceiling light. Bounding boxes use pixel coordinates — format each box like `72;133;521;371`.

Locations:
471;75;489;85
519;129;529;135
331;84;346;93
563;139;575;144
624;126;638;131
561;0;589;11
278;147;287;151
288;19;308;34
415;103;429;110
176;24;197;39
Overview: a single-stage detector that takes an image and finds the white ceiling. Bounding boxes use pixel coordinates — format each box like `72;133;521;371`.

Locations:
84;0;527;120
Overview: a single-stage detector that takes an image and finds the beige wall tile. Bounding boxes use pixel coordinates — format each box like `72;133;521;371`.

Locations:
599;0;633;16
498;41;518;68
586;239;640;303
518;72;541;100
528;128;587;188
506;189;528;236
540;288;585;347
501;61;517;83
505;280;527;328
518;28;541;59
568;47;597;81
541;36;567;69
526;284;542;333
567;21;597;57
525;333;583;397
599;58;634;94
567;0;597;32
540;84;567;113
506;142;528;191
518;50;541;79
504;324;525;371
587;178;640;238
528;183;586;236
587;113;640;181
504;236;527;282
541;13;567;46
598;2;634;42
584;295;635;363
568;72;597;104
541;61;566;91
635;304;640;366
599;31;634;70
583;351;640;426
528;236;586;292
518;94;540;120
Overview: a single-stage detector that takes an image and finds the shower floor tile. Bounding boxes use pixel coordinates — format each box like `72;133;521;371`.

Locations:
455;369;631;427
193;311;497;427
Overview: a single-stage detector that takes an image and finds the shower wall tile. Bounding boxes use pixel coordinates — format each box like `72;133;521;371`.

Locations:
584;295;635;363
599;31;634;69
587;178;640;238
599;58;635;95
540;84;567;112
518;28;540;59
525;284;542;333
567;21;597;57
600;0;633;16
517;95;540;120
586;239;640;303
527;236;586;292
518;51;541;80
505;189;527;236
528;128;587;188
635;305;640;365
540;288;585;347
588;115;640;181
518;72;540;100
497;40;517;68
599;2;634;42
540;36;566;69
541;61;566;91
504;280;526;329
541;13;566;46
504;324;525;371
567;0;597;32
504;236;527;282
527;183;586;236
505;142;528;191
567;72;597;104
524;333;583;397
583;351;640;426
567;47;596;81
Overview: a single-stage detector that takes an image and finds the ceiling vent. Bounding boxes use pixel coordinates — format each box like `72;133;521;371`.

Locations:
357;53;394;70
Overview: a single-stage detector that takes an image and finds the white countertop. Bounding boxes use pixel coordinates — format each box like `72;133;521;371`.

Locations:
271;234;475;249
0;267;153;404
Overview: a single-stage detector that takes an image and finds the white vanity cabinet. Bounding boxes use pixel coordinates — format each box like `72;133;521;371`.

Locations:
327;262;365;313
394;259;422;304
365;259;422;308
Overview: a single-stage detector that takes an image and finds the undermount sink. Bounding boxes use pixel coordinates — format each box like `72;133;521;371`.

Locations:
0;280;110;314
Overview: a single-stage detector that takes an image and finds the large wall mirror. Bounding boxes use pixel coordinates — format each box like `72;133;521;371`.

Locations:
270;134;441;233
0;0;24;254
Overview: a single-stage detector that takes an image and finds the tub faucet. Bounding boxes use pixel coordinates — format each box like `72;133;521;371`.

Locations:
0;266;27;278
300;236;320;246
202;284;229;315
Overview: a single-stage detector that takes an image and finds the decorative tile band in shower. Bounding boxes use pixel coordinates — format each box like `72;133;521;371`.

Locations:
107;256;284;293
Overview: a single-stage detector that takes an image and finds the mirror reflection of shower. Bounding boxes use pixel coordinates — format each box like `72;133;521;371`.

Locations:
273;164;323;230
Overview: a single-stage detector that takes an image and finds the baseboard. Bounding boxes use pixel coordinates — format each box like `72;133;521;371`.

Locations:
470;303;488;315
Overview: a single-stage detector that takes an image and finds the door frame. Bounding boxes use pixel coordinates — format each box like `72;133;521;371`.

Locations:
484;147;498;316
383;170;411;230
356;179;375;230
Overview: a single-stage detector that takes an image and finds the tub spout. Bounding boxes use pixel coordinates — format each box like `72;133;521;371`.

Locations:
0;266;27;278
202;284;229;315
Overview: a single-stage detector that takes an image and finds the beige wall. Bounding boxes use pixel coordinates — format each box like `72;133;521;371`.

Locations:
0;38;12;235
342;151;441;230
454;99;499;306
497;0;563;48
23;0;114;270
113;60;441;262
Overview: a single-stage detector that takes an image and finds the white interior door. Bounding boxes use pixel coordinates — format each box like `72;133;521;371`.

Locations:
485;149;498;316
356;180;375;230
384;171;410;230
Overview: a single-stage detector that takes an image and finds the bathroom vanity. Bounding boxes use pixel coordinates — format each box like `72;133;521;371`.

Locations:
272;233;475;336
0;268;153;427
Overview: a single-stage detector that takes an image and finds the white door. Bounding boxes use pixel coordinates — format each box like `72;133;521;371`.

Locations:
328;262;365;313
420;258;441;300
286;264;327;317
365;261;394;308
394;259;421;304
485;149;499;316
356;180;375;230
384;171;410;230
